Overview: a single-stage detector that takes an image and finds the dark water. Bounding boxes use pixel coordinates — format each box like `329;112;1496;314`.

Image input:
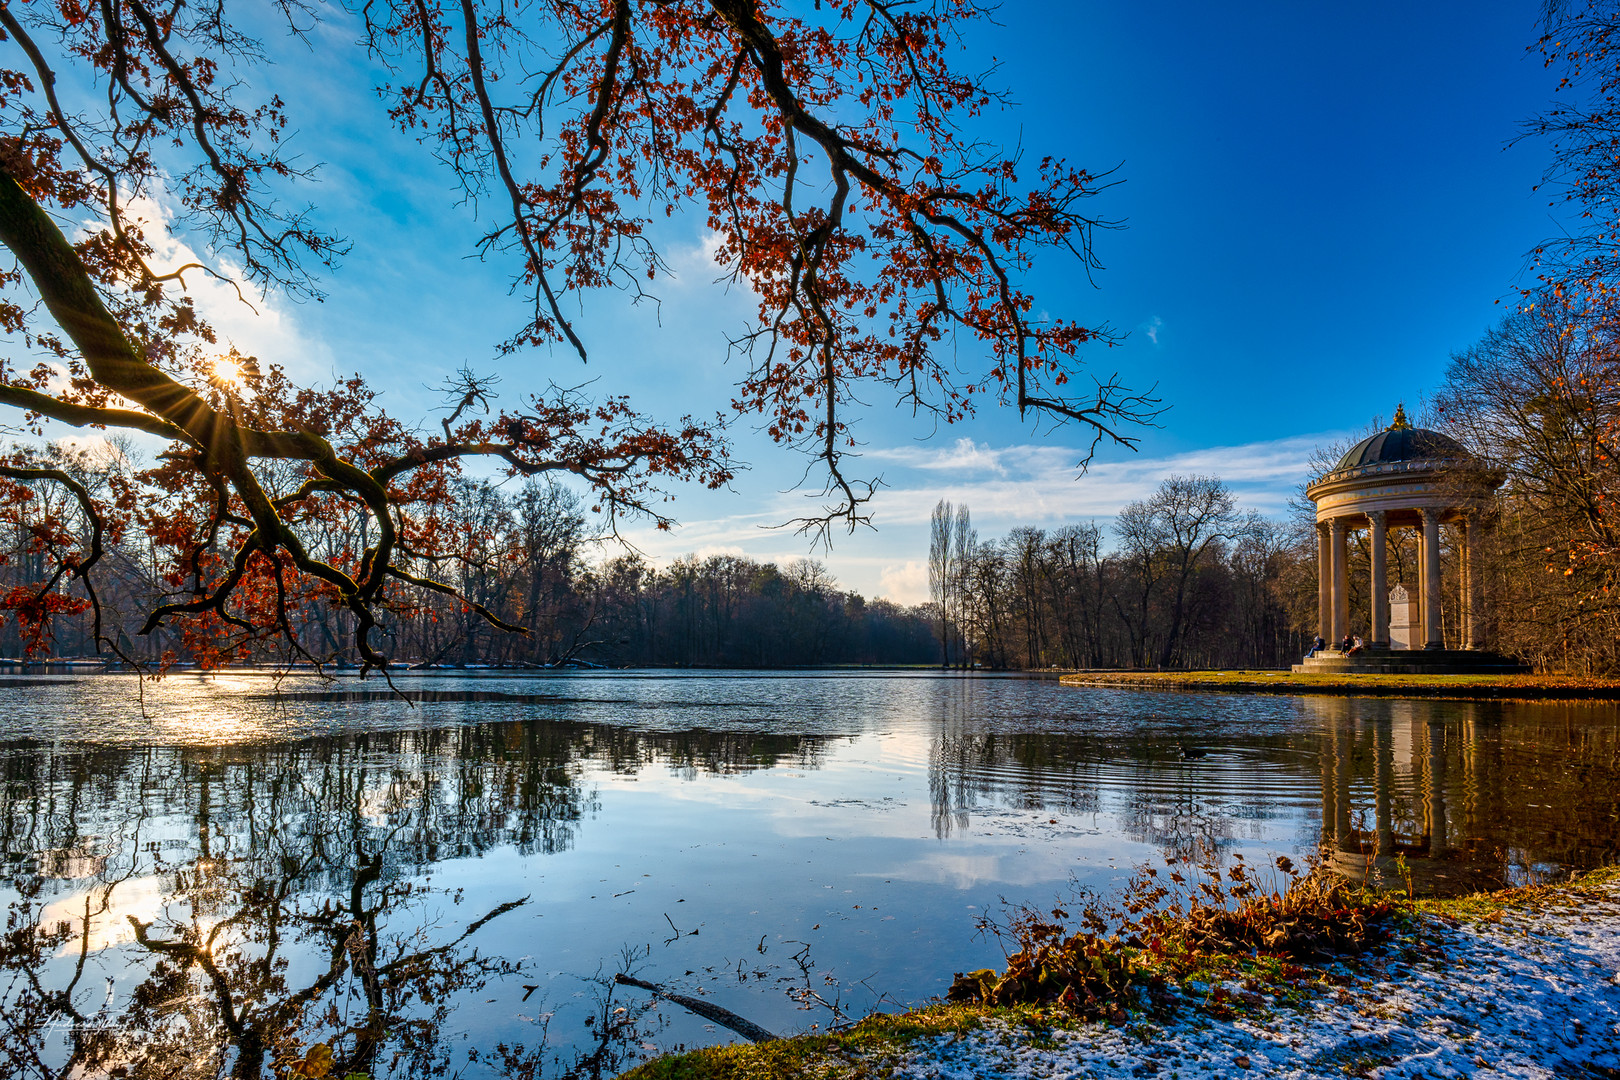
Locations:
0;672;1615;1078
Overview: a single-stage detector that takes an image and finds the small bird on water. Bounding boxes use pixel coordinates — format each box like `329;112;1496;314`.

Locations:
1175;744;1209;760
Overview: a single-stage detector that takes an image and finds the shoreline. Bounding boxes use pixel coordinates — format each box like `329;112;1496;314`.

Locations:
1058;670;1620;701
621;868;1620;1080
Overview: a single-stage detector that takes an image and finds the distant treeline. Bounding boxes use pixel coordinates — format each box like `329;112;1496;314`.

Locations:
11;407;1595;672
0;458;1310;670
929;477;1309;671
0;470;940;668
544;551;941;668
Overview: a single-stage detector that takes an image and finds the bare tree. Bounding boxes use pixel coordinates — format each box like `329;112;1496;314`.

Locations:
1437;300;1620;670
951;505;977;668
1111;476;1241;668
929;499;955;667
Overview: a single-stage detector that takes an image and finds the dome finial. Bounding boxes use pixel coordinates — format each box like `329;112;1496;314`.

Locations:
1389;403;1411;430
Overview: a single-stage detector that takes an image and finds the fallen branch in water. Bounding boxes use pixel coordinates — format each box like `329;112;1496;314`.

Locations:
613;973;777;1043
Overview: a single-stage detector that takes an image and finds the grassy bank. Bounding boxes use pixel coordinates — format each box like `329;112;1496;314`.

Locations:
619;865;1620;1080
1058;669;1620;700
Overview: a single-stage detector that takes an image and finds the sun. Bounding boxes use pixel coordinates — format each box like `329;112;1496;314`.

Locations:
209;355;246;390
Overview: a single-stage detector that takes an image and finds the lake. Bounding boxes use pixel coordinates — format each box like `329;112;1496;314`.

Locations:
1;671;1616;1078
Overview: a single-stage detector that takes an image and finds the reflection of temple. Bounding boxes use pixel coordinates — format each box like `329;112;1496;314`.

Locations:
1307;696;1620;895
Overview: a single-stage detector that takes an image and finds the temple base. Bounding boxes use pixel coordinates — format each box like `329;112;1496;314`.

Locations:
1293;647;1529;675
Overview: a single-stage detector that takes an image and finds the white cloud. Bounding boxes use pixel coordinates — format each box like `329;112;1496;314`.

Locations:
91;193;336;382
690;543;748;560
867;437;1009;475
51;434;119;462
858;431;1335;525
665;229;749;292
1141;315;1164;346
590;429;1349;601
878;560;929;605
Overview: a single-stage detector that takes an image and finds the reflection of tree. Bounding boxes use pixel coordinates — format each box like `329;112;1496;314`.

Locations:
928;725;1106;839
0;737;541;1078
0;716;832;1078
572;725;826;780
924;701;1297;859
1114;782;1245;865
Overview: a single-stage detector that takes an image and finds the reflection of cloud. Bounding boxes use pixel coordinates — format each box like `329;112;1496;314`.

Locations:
875;849;1084;890
878;561;929;605
40;876;168;955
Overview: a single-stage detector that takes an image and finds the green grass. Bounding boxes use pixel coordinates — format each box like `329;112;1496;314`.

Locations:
1416;864;1620;922
617;1004;993;1080
1058;670;1620;700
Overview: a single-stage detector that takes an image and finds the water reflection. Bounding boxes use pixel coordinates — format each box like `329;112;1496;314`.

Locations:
0;721;828;1079
1308;697;1620;894
925;715;1305;863
1;676;1617;1077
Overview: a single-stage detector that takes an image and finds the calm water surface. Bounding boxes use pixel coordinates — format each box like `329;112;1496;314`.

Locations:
1;671;1616;1077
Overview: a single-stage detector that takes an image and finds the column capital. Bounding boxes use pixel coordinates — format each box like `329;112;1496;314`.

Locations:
1368;509;1387;528
1328;516;1347;536
1418;506;1440;526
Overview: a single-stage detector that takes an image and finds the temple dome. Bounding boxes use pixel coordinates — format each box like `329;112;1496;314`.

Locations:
1332;406;1471;472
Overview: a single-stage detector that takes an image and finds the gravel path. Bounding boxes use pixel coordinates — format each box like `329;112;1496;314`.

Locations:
883;880;1620;1079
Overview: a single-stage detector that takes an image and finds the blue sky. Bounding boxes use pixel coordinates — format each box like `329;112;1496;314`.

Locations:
109;1;1562;605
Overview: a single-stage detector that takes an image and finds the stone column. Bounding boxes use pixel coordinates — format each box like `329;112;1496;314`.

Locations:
1458;515;1471;650
1316;521;1331;642
1467;513;1486;649
1330;518;1349;645
1369;510;1388;647
1420;507;1444;650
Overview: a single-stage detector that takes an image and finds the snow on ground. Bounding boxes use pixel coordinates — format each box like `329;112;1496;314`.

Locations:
885;879;1620;1079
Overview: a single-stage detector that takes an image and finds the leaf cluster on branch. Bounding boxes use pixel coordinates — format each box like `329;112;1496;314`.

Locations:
0;0;1154;673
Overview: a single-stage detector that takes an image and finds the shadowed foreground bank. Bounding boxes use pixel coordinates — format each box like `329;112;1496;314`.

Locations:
623;868;1620;1080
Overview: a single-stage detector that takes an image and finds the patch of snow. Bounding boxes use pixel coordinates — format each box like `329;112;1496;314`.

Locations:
883;879;1620;1079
